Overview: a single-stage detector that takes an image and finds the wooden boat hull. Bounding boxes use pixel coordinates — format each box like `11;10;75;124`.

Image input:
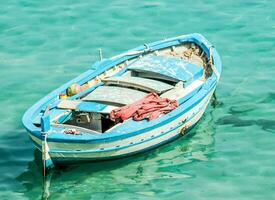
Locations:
27;89;214;164
22;33;222;168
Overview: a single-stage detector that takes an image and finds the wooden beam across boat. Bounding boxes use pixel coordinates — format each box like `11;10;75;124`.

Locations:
57;100;118;113
82;86;148;106
103;76;173;94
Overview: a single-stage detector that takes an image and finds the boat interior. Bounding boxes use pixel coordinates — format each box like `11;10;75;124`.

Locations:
33;42;212;134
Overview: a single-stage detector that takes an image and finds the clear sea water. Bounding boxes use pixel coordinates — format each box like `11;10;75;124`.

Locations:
1;0;275;199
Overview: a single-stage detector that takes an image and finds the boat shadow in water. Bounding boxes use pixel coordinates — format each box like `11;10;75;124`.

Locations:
17;108;218;200
217;104;275;133
217;115;275;133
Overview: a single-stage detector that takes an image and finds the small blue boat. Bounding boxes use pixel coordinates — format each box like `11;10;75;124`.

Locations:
22;33;222;169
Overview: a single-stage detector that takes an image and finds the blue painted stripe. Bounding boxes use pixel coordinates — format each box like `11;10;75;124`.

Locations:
49;120;185;154
51;121;199;164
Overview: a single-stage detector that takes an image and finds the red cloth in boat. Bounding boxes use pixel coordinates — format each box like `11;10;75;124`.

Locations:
110;92;178;121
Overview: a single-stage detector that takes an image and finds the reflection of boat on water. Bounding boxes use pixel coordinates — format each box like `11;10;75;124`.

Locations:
22;33;222;169
17;105;218;199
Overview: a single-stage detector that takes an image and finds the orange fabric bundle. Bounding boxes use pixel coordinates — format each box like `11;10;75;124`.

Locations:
110;93;178;121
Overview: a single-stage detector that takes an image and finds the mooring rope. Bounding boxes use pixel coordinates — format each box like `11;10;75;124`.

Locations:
209;46;220;80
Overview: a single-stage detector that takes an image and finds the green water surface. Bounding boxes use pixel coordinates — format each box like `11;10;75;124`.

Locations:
1;0;275;199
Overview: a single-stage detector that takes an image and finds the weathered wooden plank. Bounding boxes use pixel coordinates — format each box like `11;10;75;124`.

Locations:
103;76;173;93
83;86;147;105
128;55;204;83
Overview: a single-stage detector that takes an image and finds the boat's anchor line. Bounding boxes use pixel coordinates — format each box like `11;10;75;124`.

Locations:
98;48;103;61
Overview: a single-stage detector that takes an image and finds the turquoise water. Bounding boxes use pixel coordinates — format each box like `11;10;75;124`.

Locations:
1;0;275;199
